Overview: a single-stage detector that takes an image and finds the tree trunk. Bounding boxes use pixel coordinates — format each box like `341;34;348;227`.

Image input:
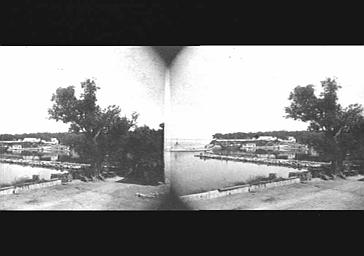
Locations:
331;159;344;174
329;131;345;175
88;131;104;179
92;161;103;177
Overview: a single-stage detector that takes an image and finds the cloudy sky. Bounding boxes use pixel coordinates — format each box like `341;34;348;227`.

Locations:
0;46;165;134
167;46;364;140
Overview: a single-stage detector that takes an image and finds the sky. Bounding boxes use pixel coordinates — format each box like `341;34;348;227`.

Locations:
167;46;364;140
0;46;165;134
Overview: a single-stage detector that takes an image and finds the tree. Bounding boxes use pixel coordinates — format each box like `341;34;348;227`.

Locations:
48;79;137;178
285;78;364;174
121;124;164;184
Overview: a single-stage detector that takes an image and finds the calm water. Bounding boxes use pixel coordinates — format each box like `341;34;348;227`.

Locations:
0;151;73;188
166;152;305;195
0;162;66;188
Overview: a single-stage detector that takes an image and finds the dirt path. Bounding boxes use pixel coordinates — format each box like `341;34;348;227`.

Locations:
0;177;169;210
185;175;364;210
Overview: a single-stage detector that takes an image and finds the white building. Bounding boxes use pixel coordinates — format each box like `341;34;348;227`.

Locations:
287;136;296;143
256;136;277;141
51;138;59;144
241;143;256;149
9;144;22;150
23;138;41;143
241;143;257;152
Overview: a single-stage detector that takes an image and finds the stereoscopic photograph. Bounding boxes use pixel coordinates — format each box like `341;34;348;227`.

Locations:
0;46;167;210
1;46;364;210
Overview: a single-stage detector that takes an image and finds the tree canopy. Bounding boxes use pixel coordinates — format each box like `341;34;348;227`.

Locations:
48;79;138;178
285;78;364;173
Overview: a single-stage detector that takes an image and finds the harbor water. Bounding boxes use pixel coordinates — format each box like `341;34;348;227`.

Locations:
166;151;307;196
0;162;66;188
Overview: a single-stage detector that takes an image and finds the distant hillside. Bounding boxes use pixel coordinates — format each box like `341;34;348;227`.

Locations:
0;132;82;146
212;130;323;145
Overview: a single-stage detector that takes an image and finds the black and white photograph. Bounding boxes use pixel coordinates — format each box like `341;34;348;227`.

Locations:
166;46;364;210
1;46;364;210
0;46;167;210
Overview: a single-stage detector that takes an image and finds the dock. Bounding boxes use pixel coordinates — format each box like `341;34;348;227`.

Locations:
195;153;330;169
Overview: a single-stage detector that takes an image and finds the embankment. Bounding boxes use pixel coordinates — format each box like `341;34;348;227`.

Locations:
0;157;90;170
0;179;62;195
180;177;301;201
195;152;330;169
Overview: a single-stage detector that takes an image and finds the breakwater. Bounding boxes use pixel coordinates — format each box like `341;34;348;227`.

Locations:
0;157;90;170
180;177;301;201
195;153;330;169
0;178;62;196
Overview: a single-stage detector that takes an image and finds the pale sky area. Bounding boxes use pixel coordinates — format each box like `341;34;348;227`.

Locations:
0;46;165;134
167;46;364;140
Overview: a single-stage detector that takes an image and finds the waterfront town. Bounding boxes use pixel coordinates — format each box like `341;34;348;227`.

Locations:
0;46;168;210
166;46;364;210
2;46;364;210
0;137;69;155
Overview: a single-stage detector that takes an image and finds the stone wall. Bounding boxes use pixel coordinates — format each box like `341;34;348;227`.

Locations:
180;177;300;201
0;179;62;196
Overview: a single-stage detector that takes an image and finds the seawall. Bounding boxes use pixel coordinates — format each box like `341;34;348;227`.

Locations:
0;158;90;170
180;177;301;201
0;179;62;196
195;153;329;169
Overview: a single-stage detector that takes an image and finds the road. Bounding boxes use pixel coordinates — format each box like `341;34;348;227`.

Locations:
184;175;364;210
0;177;169;210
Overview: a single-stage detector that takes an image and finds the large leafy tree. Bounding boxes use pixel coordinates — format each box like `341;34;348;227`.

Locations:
285;78;364;174
48;79;138;178
120;124;164;184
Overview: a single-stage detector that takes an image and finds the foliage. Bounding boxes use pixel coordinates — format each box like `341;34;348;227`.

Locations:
0;132;77;143
48;79;138;177
213;130;317;144
120;124;164;184
285;78;364;173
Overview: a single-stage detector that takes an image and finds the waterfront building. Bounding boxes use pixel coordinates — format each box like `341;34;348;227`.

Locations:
287;136;297;143
23;138;41;143
256;136;277;141
9;144;22;150
240;143;256;149
50;138;59;144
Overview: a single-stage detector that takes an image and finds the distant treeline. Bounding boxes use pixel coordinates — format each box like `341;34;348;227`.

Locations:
213;130;364;160
212;131;321;144
0;132;82;146
0;126;165;183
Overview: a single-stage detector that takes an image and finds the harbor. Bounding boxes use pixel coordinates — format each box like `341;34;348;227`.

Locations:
0;157;89;171
167;151;314;196
195;152;329;169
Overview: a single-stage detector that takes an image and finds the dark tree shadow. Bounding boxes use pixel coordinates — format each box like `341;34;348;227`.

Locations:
116;177;160;186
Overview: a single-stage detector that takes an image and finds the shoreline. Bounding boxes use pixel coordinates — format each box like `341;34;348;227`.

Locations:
195;152;330;170
0;176;169;210
180;177;301;201
0;157;90;171
185;175;364;210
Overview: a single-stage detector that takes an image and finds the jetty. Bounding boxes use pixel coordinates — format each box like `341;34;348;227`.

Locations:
195;152;330;169
0;157;90;170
